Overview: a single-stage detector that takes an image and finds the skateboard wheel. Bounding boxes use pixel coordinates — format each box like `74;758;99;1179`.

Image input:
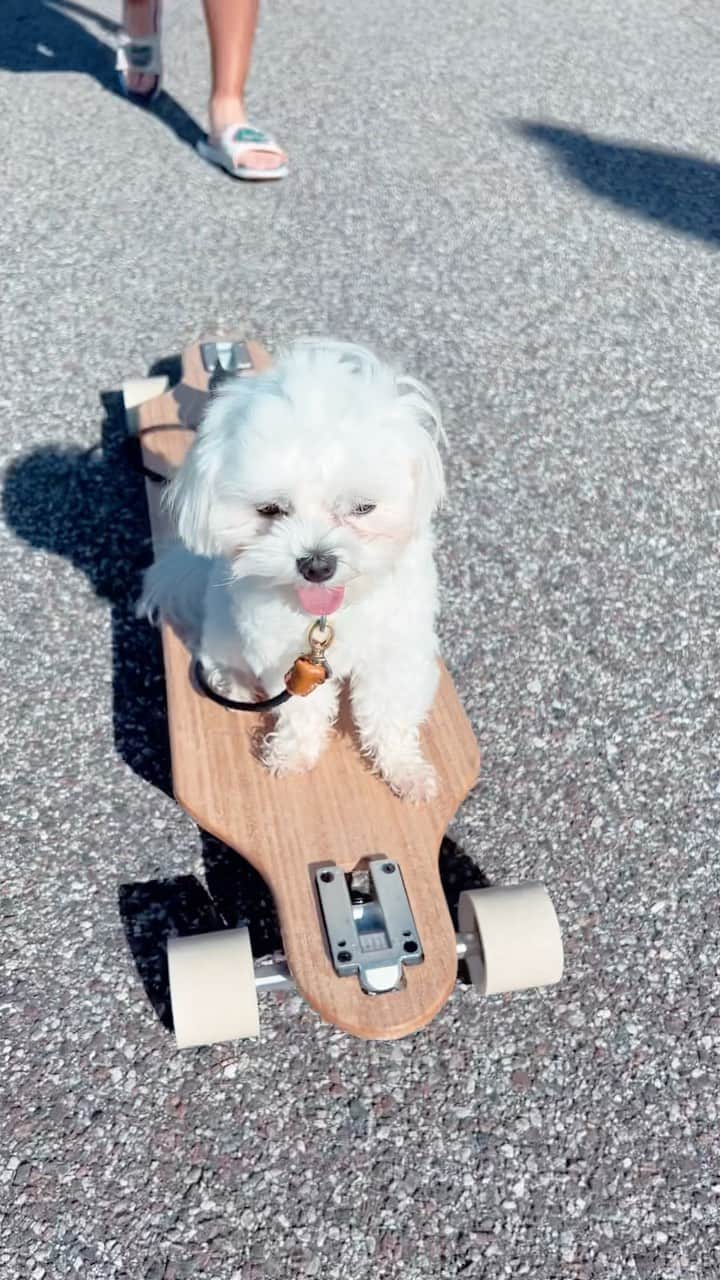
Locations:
458;883;563;996
122;376;169;429
167;927;259;1048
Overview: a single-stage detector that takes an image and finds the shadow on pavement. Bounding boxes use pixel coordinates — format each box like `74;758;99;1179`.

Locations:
2;386;173;796
4;0;204;151
515;120;720;244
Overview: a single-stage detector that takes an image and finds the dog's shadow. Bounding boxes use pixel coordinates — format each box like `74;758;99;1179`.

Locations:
2;360;489;1033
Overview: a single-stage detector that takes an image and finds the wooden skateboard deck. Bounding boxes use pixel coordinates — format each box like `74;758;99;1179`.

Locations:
133;339;481;1040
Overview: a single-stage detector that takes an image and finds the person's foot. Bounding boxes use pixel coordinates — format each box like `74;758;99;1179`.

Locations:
208;97;287;173
121;0;161;97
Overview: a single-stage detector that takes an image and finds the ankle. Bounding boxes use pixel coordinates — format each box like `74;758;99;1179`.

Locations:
124;0;158;34
209;96;247;134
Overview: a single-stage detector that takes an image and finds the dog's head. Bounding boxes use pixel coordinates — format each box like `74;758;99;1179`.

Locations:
166;339;445;614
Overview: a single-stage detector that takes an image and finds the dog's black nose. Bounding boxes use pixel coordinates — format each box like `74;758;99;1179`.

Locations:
297;553;337;583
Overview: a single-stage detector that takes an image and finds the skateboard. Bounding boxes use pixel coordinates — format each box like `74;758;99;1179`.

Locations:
123;338;564;1046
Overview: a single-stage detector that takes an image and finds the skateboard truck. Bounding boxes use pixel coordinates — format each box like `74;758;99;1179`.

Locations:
230;927;482;998
200;340;253;393
315;858;424;995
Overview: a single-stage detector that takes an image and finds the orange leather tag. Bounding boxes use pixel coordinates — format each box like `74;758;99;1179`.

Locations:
284;657;328;697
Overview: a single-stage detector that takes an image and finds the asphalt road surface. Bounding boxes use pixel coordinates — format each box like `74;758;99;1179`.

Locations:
1;1;718;1276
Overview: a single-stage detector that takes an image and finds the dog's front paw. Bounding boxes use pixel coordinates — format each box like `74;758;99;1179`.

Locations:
385;758;438;804
260;734;321;778
200;663;255;703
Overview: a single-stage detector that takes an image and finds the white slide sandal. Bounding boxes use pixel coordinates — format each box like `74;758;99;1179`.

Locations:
196;123;288;181
116;0;162;102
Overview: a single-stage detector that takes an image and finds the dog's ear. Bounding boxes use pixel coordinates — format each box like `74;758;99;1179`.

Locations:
164;432;221;557
164;384;248;556
396;375;446;524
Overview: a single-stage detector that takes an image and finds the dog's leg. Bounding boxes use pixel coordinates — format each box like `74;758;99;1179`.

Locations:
261;678;340;776
351;656;440;803
198;656;261;703
198;587;261;702
198;628;258;702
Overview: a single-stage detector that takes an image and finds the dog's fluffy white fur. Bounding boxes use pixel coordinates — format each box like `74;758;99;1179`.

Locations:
138;339;446;801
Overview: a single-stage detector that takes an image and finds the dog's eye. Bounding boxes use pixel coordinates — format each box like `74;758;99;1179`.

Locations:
256;503;288;518
351;502;376;517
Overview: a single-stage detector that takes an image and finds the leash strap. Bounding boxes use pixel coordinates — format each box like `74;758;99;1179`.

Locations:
194;659;291;713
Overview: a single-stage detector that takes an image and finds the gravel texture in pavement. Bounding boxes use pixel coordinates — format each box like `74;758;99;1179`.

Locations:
1;1;719;1276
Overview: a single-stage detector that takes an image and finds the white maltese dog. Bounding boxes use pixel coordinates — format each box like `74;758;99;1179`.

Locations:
139;339;446;802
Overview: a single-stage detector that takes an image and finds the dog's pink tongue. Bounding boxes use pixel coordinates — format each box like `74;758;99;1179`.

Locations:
297;585;345;616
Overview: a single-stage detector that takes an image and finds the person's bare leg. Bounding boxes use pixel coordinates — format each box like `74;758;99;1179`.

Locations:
203;0;286;171
122;0;160;96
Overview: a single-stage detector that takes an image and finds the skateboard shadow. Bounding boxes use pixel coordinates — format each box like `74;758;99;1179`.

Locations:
2;384;173;796
3;359;490;1036
4;0;204;153
514;121;720;245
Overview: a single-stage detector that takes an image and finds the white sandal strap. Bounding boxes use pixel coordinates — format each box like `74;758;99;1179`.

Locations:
216;123;284;161
116;33;162;76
